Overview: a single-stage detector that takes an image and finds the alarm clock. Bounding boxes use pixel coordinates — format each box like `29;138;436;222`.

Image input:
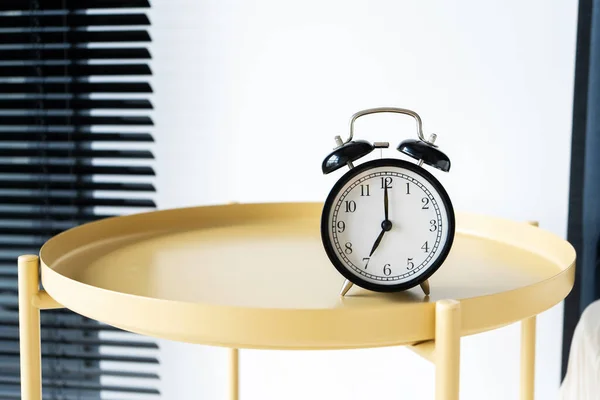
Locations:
320;107;455;296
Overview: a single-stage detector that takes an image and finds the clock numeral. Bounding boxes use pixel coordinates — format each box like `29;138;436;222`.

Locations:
383;263;392;276
430;219;437;232
360;184;370;196
380;177;393;189
362;257;370;269
421;241;429;253
407;258;415;270
422;197;430;209
406;182;411;195
337;221;346;233
345;242;353;254
344;200;356;213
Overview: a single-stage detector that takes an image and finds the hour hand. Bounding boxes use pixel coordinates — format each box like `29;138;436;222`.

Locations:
369;229;386;257
369;218;393;257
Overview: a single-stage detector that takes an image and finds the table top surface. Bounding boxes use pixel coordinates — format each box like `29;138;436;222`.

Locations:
40;202;575;350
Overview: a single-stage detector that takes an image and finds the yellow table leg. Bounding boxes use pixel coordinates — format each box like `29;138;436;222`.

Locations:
18;254;64;400
229;348;239;400
518;220;539;400
435;299;461;400
18;255;42;400
520;316;536;400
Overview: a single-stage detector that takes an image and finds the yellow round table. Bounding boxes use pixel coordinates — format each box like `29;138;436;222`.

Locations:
18;202;576;400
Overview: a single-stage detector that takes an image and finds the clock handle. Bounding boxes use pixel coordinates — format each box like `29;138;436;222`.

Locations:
345;107;435;146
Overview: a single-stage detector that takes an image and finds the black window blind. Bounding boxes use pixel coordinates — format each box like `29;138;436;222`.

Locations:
0;1;160;398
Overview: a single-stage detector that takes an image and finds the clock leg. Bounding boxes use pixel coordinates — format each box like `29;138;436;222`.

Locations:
419;279;430;296
435;299;461;400
339;279;354;296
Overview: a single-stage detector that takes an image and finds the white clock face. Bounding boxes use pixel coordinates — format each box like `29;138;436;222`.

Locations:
324;161;453;289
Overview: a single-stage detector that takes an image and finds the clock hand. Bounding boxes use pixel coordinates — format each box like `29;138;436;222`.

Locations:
368;183;393;258
369;218;394;257
384;184;389;221
369;228;386;257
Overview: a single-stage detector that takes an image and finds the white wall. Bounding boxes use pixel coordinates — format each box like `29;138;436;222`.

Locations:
148;1;578;399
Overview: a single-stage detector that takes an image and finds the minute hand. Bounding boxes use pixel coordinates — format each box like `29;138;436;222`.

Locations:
384;184;389;221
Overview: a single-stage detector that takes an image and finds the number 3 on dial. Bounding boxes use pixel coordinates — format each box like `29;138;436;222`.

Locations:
321;158;455;293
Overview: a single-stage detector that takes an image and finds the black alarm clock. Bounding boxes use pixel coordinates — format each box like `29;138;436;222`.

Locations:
320;107;455;296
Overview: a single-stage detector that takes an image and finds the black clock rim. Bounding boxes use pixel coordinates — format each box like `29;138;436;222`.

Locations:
320;158;456;293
